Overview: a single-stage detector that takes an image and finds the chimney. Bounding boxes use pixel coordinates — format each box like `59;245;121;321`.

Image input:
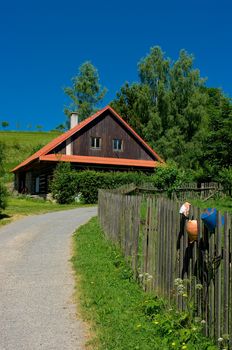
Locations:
70;112;78;129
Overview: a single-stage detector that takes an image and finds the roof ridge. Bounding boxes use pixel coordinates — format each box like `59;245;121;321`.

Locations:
12;105;163;172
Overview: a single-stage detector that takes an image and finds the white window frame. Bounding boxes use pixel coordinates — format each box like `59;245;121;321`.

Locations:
91;137;101;149
113;139;123;152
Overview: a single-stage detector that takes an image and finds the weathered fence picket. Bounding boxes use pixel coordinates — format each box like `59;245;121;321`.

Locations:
98;189;232;347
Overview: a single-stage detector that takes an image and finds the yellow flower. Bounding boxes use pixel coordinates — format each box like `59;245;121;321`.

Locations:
171;342;176;346
182;346;187;349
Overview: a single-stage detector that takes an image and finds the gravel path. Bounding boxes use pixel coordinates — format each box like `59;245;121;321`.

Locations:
0;207;97;350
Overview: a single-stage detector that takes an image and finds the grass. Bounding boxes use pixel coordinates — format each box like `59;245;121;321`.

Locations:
0;196;90;226
72;217;217;350
0;130;61;181
191;196;232;213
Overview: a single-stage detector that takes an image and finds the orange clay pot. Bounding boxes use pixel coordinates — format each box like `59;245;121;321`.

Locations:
185;220;198;243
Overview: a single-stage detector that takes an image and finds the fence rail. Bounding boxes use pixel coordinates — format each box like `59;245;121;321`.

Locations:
98;189;232;346
112;182;224;200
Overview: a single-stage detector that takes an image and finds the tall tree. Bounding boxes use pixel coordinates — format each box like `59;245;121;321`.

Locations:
112;46;208;171
202;88;232;174
64;62;107;123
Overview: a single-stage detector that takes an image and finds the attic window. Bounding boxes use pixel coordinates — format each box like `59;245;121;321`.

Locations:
91;137;101;149
113;139;123;151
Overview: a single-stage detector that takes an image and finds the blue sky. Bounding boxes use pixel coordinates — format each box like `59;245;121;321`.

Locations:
0;0;231;131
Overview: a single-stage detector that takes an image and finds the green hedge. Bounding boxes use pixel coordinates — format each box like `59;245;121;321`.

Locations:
50;163;151;204
50;162;187;204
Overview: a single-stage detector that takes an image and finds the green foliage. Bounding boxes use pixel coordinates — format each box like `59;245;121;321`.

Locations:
201;89;232;176
0;181;8;212
72;217;217;350
218;167;232;195
50;162;194;204
75;170;149;204
55;123;66;132
64;61;107;122
50;165;150;204
151;163;189;193
111;46;232;181
0;141;6;176
1;121;9;129
49;162;77;204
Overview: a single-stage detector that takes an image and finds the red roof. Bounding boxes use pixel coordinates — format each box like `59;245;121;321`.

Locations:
40;154;159;168
12;105;163;172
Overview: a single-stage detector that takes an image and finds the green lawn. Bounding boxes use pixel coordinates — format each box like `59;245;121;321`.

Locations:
0;196;89;226
0;130;61;181
191;196;232;213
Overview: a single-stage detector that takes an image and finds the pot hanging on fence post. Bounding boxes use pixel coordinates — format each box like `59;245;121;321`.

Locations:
200;208;224;232
185;220;198;243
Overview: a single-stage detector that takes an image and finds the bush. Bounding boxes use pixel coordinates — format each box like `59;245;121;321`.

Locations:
218;167;232;196
75;170;149;204
151;163;187;191
0;181;8;212
50;163;190;204
50;164;151;204
49;162;77;204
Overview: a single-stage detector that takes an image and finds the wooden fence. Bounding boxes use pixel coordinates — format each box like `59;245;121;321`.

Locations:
98;190;232;346
113;182;223;201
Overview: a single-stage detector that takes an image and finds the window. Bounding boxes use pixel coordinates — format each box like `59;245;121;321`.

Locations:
113;139;123;151
35;176;40;193
91;137;101;149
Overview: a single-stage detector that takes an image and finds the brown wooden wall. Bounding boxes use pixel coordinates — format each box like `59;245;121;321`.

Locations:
50;112;156;161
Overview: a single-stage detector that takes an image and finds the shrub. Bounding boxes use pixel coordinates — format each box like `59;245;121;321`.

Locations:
0;181;8;212
49;162;77;204
218;167;232;196
0;141;6;176
50;163;190;204
50;165;151;204
75;170;150;204
151;163;187;192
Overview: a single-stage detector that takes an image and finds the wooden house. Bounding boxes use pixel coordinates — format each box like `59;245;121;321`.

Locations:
12;106;163;195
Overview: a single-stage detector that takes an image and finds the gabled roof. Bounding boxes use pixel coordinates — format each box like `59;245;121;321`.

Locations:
12;105;163;172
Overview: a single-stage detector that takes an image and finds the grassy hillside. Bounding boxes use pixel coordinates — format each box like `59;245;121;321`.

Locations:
0;131;61;181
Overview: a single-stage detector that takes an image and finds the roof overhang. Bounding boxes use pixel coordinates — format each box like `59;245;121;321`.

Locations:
39;154;159;168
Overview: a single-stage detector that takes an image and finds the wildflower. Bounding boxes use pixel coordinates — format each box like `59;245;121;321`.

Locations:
153;321;159;325
181;346;187;349
174;278;183;286
182;293;188;297
138;273;143;279
171;342;176;346
217;337;223;342
147;274;153;280
201;320;206;324
195;283;203;290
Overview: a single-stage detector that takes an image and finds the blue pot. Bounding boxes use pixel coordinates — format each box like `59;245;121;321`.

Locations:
201;208;224;232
